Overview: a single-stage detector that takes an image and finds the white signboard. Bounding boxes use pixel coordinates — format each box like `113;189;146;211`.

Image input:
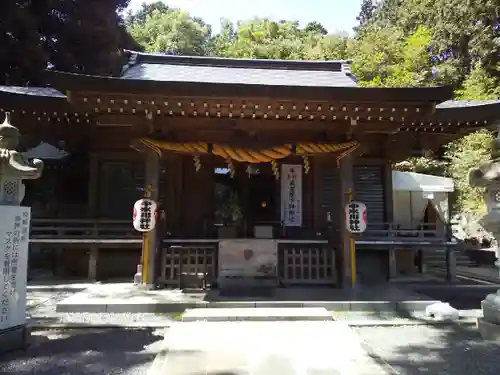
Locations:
0;206;30;331
133;199;157;232
218;239;277;279
345;201;367;233
281;164;302;227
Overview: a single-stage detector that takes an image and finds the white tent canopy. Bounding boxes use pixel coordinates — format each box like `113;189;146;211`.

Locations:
392;171;454;193
392;171;454;229
22;142;69;160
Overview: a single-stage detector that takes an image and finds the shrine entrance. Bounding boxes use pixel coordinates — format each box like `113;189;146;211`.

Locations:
213;165;278;239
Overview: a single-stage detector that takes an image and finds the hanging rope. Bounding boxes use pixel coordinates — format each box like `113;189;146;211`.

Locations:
138;138;359;163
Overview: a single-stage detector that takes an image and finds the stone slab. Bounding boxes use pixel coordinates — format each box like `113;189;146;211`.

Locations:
148;321;392;375
477;317;500;341
56;282;440;314
182;307;332;322
0;325;29;353
482;293;500;324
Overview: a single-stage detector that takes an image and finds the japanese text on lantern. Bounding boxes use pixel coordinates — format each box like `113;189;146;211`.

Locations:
349;203;360;232
345;201;367;234
1;230;12;323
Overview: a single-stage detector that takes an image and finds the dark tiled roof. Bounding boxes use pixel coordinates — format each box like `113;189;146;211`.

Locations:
0;86;65;98
120;51;358;87
436;99;500;109
433;99;500;123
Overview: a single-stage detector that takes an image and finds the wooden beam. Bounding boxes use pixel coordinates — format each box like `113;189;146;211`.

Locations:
72;92;437;121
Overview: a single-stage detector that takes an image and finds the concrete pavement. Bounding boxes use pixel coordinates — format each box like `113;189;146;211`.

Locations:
55;283;439;313
149;320;393;375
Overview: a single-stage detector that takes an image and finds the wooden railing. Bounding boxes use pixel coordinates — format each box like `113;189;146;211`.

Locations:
29;218;141;246
361;222;447;237
356;222;454;247
160;241;219;289
277;241;335;285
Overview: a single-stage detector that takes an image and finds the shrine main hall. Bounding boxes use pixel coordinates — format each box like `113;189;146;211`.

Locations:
1;50;499;289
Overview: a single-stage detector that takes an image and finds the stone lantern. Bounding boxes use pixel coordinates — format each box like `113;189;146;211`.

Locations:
469;131;500;340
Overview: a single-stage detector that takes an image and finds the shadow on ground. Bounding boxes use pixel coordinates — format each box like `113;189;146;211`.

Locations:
359;324;500;375
413;285;499;309
0;328;163;375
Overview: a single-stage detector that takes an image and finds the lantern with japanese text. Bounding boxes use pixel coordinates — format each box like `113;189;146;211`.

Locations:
133;198;158;232
345;201;367;233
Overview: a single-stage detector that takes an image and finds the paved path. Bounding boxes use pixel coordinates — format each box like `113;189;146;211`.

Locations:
150;321;392;375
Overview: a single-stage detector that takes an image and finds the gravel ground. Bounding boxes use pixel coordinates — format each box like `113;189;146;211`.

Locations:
0;328;166;375
332;309;482;323
355;325;500;375
29;312;177;327
411;285;499;310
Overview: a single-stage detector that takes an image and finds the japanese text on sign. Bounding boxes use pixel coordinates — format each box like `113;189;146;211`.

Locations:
281;164;303;227
0;206;30;331
1;230;12;323
345;201;367;233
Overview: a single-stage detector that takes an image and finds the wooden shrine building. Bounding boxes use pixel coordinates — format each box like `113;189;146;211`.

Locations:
1;50;500;288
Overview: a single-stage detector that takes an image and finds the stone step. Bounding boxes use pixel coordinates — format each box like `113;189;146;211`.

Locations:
182;307;333;322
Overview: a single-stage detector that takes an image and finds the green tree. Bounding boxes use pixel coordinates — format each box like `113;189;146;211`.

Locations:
212;18;349;60
125;0;170;25
1;0;136;84
349;25;433;87
370;0;499;89
127;5;212;56
354;0;376;35
304;21;328;35
445;129;494;213
456;63;500;100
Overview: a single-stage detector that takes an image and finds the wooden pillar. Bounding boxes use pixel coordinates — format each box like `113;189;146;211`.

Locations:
142;151;160;289
446;246;457;282
384;162;397;279
339;154;354;288
383;162;394;223
88;247;98;280
87;155;99;280
87;155;99;217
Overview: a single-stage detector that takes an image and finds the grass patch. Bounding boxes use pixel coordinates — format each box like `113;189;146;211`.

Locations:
154;311;184;321
171;312;184;321
332;311;378;317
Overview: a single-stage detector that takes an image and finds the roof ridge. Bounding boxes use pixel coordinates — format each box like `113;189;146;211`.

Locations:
122;49;350;72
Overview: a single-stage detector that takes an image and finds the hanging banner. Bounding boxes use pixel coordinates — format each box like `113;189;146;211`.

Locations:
281;164;302;227
0;206;30;332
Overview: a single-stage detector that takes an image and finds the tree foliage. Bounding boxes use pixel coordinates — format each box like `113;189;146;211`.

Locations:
348;25;433;87
444;130;494;214
1;0;138;84
126;2;212;56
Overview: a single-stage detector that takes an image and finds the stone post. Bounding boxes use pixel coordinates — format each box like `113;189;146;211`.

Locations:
0;113;44;352
469;131;500;341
